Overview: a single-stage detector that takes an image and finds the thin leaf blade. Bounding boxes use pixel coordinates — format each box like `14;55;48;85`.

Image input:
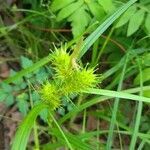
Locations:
78;0;138;59
11;103;48;150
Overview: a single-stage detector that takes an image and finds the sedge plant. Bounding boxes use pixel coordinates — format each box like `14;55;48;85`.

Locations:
35;45;99;150
11;1;146;149
39;45;99;111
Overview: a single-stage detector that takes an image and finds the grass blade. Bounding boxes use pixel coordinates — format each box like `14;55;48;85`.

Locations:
49;112;74;150
106;54;128;149
59;96;108;124
84;89;150;103
59;87;150;124
11;103;48;150
79;0;137;58
130;59;143;149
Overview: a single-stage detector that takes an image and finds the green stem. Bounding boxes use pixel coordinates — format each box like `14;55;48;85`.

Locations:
28;80;40;150
96;119;100;150
96;27;114;63
130;58;143;150
49;111;74;150
91;39;100;67
82;109;87;133
33;123;40;150
106;54;128;149
69;95;84;125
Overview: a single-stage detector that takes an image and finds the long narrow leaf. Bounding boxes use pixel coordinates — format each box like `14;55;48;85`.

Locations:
130;59;143;149
59;88;150;124
78;0;137;58
85;88;150;103
107;54;128;149
4;55;51;84
11;103;48;150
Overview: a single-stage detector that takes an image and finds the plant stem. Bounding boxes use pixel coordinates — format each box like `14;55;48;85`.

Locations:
69;95;84;125
34;122;40;150
28;80;40;150
96;27;114;63
106;54;128;149
82;109;87;133
91;39;100;67
130;58;143;150
49;111;74;150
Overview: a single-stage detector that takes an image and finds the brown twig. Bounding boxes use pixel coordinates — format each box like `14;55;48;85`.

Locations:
26;24;126;52
26;24;71;32
101;35;126;53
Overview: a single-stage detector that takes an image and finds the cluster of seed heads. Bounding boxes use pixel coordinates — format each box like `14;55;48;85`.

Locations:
40;47;99;110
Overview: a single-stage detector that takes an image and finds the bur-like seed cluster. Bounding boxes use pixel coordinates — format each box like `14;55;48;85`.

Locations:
40;82;61;110
62;68;98;94
39;48;99;110
51;48;71;80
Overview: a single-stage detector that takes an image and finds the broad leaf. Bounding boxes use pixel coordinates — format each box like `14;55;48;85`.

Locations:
35;67;49;83
142;53;150;66
134;68;150;85
0;91;7;102
1;82;12;92
21;56;33;69
68;5;91;37
127;9;145;36
21;56;34;78
116;5;137;28
56;0;84;21
87;1;106;21
51;0;75;12
17;93;29;116
98;0;115;13
79;0;138;58
9;69;24;85
5;94;14;106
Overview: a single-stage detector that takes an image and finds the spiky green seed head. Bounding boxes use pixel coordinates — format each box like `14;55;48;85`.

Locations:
40;82;61;110
76;68;98;89
62;68;99;94
40;47;100;106
51;48;71;79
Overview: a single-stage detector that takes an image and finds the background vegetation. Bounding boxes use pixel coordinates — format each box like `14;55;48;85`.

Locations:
0;0;150;149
